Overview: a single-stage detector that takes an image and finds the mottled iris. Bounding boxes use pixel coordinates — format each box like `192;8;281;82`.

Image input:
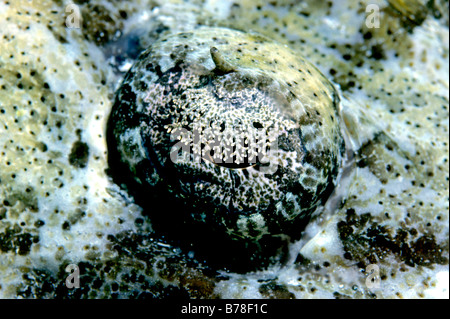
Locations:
107;27;345;271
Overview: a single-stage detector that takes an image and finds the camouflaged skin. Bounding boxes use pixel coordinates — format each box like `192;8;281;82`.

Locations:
0;0;448;298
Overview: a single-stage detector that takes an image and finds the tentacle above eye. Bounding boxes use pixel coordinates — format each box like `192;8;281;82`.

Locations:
210;46;236;75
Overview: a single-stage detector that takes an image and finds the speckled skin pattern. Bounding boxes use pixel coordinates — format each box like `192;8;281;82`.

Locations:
107;27;345;269
0;0;448;298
